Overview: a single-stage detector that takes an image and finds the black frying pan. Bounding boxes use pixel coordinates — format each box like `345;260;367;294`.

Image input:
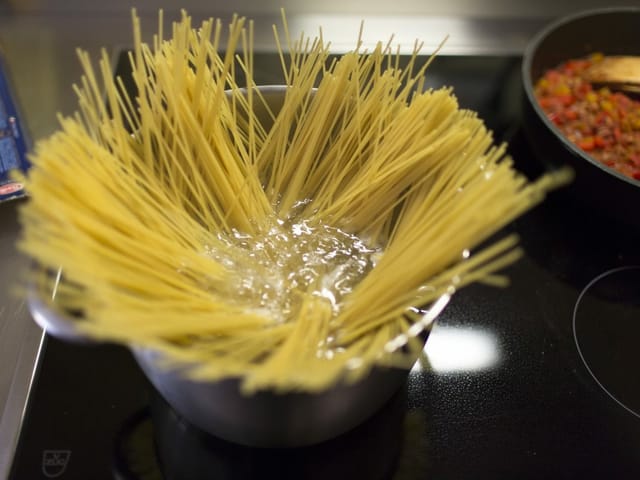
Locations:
521;7;640;229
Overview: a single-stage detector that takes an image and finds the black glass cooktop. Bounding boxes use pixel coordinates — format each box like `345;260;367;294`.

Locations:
9;50;640;479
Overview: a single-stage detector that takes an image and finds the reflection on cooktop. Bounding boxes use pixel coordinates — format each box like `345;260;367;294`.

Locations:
573;265;640;419
413;324;500;373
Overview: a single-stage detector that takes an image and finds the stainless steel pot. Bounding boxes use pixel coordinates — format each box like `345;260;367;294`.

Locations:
25;86;431;447
28;285;419;447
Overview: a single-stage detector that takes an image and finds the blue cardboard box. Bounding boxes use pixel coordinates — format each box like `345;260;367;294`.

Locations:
0;50;29;201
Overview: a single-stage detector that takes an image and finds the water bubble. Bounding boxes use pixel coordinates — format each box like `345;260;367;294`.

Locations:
346;357;364;370
408;306;428;315
200;215;382;327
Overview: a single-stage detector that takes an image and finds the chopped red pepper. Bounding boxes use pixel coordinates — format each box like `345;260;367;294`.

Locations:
564;109;578;121
614;127;622;141
578;137;596;151
594;136;607;148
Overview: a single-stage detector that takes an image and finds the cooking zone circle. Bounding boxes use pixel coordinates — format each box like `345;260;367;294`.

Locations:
572;266;640;418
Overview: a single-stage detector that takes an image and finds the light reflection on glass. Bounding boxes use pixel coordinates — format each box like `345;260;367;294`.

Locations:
412;324;500;374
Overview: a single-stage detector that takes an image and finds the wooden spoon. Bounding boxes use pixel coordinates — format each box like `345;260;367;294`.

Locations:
584;55;640;95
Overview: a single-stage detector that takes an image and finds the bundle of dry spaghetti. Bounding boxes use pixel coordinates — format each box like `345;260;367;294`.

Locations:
18;11;569;392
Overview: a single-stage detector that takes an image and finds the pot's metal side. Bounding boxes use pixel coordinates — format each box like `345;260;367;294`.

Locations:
134;347;410;447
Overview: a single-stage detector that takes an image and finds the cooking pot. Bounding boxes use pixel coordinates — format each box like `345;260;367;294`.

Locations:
28;275;430;447
25;85;440;447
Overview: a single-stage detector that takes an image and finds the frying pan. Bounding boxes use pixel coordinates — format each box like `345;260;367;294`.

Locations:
521;7;640;229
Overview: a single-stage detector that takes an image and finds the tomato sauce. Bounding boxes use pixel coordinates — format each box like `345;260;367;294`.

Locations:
534;53;640;181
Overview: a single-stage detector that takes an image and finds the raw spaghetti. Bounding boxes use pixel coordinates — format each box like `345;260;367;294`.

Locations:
18;11;570;392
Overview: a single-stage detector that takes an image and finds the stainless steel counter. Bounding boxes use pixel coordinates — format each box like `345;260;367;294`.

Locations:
0;3;636;478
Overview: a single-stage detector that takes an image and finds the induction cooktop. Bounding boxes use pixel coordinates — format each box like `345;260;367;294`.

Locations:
8;50;640;480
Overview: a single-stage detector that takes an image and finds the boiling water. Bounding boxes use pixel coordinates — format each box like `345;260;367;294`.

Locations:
204;218;382;324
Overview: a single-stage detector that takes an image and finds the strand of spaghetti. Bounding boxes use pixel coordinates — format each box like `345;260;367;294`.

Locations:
136;32;274;230
360;125;498;236
244;293;334;392
344;165;526;318
23;140;242;296
145;54;238;229
36;118;222;246
210;14;244;114
130;10;156;171
188;325;294;357
115;74;141;134
302;51;388;189
278;62;360;213
338;240;524;343
244;22;257;165
75;49;110;132
187;18;213;126
257;40;329;197
130;78;229;228
72;77;103;143
352;169;528;292
97;51;134;170
184;39;276;227
174;93;270;230
306;88;455;226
